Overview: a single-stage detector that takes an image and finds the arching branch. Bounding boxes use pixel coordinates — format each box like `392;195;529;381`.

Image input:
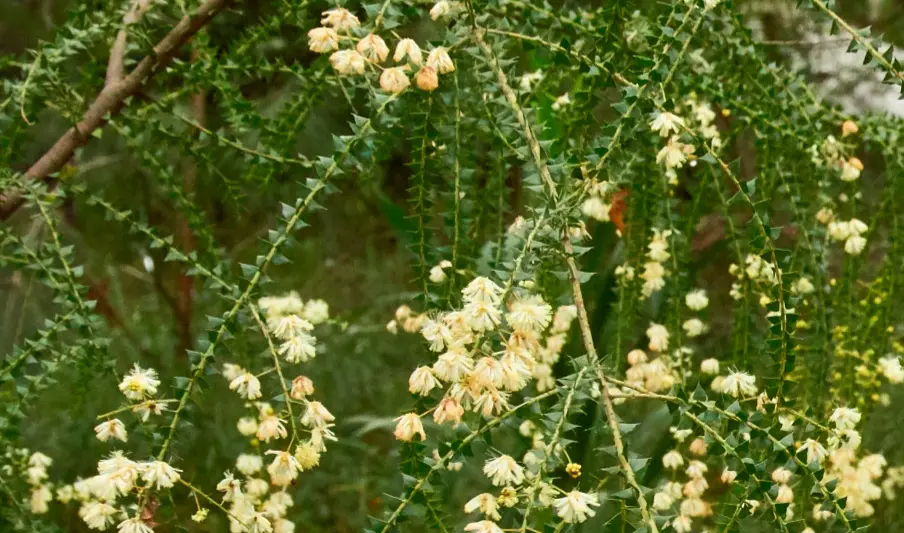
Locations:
0;0;233;221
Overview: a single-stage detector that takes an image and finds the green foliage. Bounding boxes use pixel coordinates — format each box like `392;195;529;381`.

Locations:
4;0;904;533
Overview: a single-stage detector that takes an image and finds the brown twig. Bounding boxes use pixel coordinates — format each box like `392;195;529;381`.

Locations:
0;0;233;221
107;0;155;86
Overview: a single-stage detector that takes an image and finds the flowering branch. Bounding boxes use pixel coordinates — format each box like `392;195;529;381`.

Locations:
563;237;660;533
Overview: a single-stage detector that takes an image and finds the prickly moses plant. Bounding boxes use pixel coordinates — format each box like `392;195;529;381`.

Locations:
4;0;904;532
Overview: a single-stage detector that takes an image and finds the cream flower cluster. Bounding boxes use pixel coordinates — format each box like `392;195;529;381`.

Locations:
650;110;695;170
580;179;616;223
208;292;334;531
682;288;709;339
25;451;53;514
640;228;672;298
307;7;455;93
41;451;182;532
392;276;578;442
819;407;888;517
653;438;717;533
93;364;168;445
625;346;676;393
258;291;329;364
461;453;598;530
20;361;195;532
728;254;779;302
825;217;868;256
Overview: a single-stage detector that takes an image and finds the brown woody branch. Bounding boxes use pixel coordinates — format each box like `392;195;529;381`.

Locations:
106;0;155;87
0;0;232;221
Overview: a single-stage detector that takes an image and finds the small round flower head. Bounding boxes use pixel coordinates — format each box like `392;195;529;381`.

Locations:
268;315;314;341
117;516;154;533
700;358;720;375
229;372;262;400
483;455;524;486
506;294;552;333
95;419;128;442
28;452;53;468
237;454;264;476
682;318;706;337
192;508;209;523
463;276;503;304
79;501;119;530
427;47;455;73
118;364;160;401
646;323;669;352
30;485;51;514
433;348;473;382
416;66;439;91
356;34;390;63
721;371;757;398
433;397;464;425
429;264;448;283
301;401;335;428
685;289;709;310
279;332;317;363
721;469;738;484
257;415;288;442
393;413;426;442
222;363;244;382
217;472;242;502
688;438;707;456
680;497;707;518
672;514;693;533
879;356;904;383
771;467;793;484
302;299;329;324
320;8;360;31
473;357;505;389
646;229;672;261
394;38;423;64
294;441;321;470
653;490;674;510
657;136;693;169
463;300;501;331
829;407;861;430
430;0;462;20
266;450;301;486
247;512;273;533
841;119;859;137
686;460;708;479
662;450;684;469
844;235;867;256
552;93;571;111
464;521;504;533
582;196;610;221
797;439;828;464
554;490;599;523
828;221;851;241
409;366;440;395
307;27;338;53
776;484;794;504
237;416;258;436
650;111;685;137
140;460;181;490
380;67;410;94
290;375;315;400
330;50;366;75
464;493;501;520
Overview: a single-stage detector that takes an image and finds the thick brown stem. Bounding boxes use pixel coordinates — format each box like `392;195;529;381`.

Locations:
0;0;232;221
